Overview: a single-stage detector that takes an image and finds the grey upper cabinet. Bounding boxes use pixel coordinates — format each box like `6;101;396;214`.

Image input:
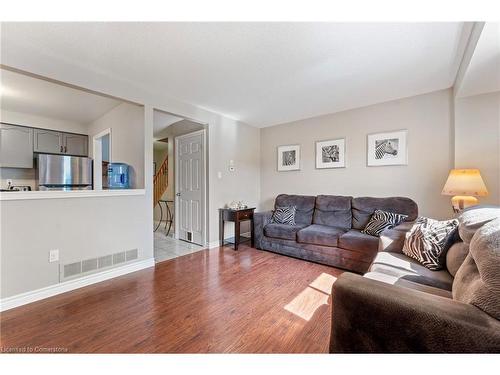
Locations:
63;133;88;156
33;129;88;156
0;123;34;168
34;129;64;154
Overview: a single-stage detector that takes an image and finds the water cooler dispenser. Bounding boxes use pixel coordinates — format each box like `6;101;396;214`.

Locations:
107;163;130;189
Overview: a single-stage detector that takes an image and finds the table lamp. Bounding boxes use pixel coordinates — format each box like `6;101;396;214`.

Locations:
441;169;488;213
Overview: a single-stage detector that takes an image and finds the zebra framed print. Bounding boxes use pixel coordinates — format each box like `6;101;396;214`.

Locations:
315;138;345;169
277;144;300;171
367;130;407;166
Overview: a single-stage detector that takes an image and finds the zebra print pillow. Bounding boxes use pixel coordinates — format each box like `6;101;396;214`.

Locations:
362;209;408;237
402;217;459;270
271;206;297;225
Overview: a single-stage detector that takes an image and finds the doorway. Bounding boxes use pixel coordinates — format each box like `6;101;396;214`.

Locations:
175;129;207;246
152;109;208;263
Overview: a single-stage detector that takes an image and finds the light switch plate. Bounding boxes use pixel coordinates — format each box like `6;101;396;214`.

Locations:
49;249;59;263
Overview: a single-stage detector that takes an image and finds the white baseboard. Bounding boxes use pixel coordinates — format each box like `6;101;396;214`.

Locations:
0;258;155;312
208;240;220;249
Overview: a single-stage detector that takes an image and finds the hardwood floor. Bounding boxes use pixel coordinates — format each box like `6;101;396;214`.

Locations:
0;245;343;353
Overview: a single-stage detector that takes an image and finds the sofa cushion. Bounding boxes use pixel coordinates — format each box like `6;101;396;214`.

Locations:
352;197;418;230
446;241;469;277
264;223;306;241
369;251;454;290
458;205;500;245
338;229;379;254
313;195;353;229
296;224;347;247
402;217;459;270
275;194;316;226
364;271;452;298
453;217;500;320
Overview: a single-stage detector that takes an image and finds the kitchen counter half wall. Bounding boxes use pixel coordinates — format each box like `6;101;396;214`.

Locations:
0;189;145;201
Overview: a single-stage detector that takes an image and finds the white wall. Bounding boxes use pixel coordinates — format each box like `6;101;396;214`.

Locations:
0;195;152;297
454;91;500;205
87;102;145;189
260;89;454;219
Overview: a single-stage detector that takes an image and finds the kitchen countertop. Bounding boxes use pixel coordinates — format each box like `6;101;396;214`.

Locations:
0;189;146;201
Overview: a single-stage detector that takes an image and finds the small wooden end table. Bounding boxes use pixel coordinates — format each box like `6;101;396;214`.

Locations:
219;207;256;250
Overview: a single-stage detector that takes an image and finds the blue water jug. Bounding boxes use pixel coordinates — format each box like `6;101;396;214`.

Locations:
107;163;130;189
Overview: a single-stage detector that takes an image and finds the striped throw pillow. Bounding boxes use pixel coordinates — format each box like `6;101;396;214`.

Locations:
362;209;408;237
271;206;297;225
402;217;459;270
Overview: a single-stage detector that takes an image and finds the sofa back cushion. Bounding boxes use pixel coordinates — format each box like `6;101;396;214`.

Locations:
457;205;500;245
275;194;316;226
313;195;353;229
453;217;500;320
351;197;418;230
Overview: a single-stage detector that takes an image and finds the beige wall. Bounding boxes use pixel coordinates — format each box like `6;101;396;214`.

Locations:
454;91;500;205
87;103;145;189
260;89;454;219
209;116;261;238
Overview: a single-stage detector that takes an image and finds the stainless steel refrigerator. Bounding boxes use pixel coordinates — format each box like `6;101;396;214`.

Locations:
37;154;93;190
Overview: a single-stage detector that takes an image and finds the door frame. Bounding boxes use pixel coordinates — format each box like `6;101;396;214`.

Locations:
174;128;208;247
92;128;112;190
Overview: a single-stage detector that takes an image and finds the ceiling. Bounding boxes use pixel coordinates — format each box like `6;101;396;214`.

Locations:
1;23;467;127
0;68;121;124
153;110;183;138
457;22;500;98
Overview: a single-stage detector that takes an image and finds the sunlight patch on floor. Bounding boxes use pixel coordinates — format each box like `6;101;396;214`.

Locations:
284;272;337;321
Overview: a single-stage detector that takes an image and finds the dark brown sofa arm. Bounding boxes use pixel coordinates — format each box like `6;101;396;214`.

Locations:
378;221;414;253
330;273;500;353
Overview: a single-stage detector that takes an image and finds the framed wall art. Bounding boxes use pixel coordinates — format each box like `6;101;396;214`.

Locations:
277;144;300;171
315;138;345;169
367;130;407;166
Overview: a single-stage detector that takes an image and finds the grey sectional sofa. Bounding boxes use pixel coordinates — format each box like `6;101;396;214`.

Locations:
254;194;418;273
330;205;500;353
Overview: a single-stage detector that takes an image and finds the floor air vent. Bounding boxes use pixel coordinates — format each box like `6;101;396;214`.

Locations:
61;249;139;281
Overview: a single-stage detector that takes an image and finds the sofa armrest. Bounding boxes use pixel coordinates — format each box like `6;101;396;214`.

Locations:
330;273;500;353
378;221;414;253
253;211;273;249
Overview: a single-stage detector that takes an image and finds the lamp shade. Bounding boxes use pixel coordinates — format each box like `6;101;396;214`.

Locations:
441;169;488;197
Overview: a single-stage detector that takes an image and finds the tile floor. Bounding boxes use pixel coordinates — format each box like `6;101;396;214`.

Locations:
154;225;205;263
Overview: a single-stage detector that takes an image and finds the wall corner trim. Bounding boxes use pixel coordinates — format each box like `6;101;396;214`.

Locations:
0;258;155;312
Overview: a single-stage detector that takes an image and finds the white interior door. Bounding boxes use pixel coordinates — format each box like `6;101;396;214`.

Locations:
175;130;206;246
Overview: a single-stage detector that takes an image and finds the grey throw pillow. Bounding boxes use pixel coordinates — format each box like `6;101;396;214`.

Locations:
362;209;408;237
271;206;296;225
403;217;459;271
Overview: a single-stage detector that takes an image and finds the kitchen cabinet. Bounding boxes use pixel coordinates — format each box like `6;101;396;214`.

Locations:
34;129;64;154
0;123;34;168
63;133;88;156
34;129;88;156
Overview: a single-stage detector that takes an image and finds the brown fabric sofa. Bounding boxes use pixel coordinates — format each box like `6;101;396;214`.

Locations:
330;205;500;353
254;194;418;273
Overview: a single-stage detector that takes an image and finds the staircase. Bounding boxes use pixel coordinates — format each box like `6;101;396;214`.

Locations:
153;156;168;207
